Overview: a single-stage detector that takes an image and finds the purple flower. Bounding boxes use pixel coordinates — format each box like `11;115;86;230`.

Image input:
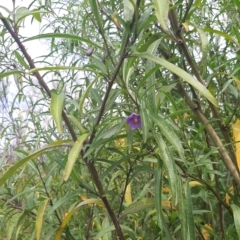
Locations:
86;48;93;56
126;113;142;130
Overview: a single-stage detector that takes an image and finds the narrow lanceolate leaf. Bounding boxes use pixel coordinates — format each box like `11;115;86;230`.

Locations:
79;75;99;118
63;133;89;181
197;27;208;75
155;135;178;205
89;0;104;34
150;113;185;160
15;7;50;24
67;115;88;134
153;0;169;31
55;198;103;240
24;33;102;48
140;107;149;143
232;119;240;171
27;66;97;74
233;0;240;11
203;27;239;46
179;180;188;240
36;199;49;240
133;52;218;107
185;181;195;239
231;204;240;239
0;70;22;78
124;183;132;204
50;86;65;134
124;0;135;21
0;140;71;187
154;164;163;229
54;209;76;240
14;51;29;69
156;173;173;240
145;39;161;114
120;198;155;219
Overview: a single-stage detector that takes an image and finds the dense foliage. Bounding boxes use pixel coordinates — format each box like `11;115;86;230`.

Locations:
1;0;240;239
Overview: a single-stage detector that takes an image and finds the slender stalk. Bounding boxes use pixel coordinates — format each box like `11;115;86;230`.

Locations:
176;84;240;186
167;7;240;185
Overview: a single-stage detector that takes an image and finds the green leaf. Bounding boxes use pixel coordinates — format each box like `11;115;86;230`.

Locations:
15;7;49;24
63;133;89;181
231;204;240;239
179;180;188;240
89;0;104;34
31;9;42;22
204;27;239;46
140;106;149;143
154;135;178;205
144;39;161;114
185;181;195;239
48;191;80;215
120;198;155;219
95;225;136;240
150;113;185;161
154;164;163;229
0;140;71;187
27;66;97;74
24;33;102;49
137;6;154;34
79;75;100;118
196;27;208;75
105;89;121;112
50;84;65;134
0;70;22;78
36;199;49;240
14;51;29;69
15;7;31;23
133;52;218;107
153;0;169;31
233;0;240;11
67;115;88;134
54;198;103;240
5;187;35;204
124;0;135;21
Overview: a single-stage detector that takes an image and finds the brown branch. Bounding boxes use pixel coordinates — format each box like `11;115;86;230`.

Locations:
168;7;239;177
0;14;77;142
0;0;142;237
176;83;240;186
169;7;206;86
0;12;122;238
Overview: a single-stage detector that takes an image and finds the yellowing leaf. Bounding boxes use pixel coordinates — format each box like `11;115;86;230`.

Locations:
55;210;76;240
36;199;49;240
162;200;178;210
225;185;234;205
162;187;170;193
115;138;126;147
111;10;121;27
124;183;132;204
63;133;89;181
182;22;189;31
189;181;203;187
80;194;93;207
233;76;240;90
232;119;240;171
55;198;104;240
201;224;213;240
